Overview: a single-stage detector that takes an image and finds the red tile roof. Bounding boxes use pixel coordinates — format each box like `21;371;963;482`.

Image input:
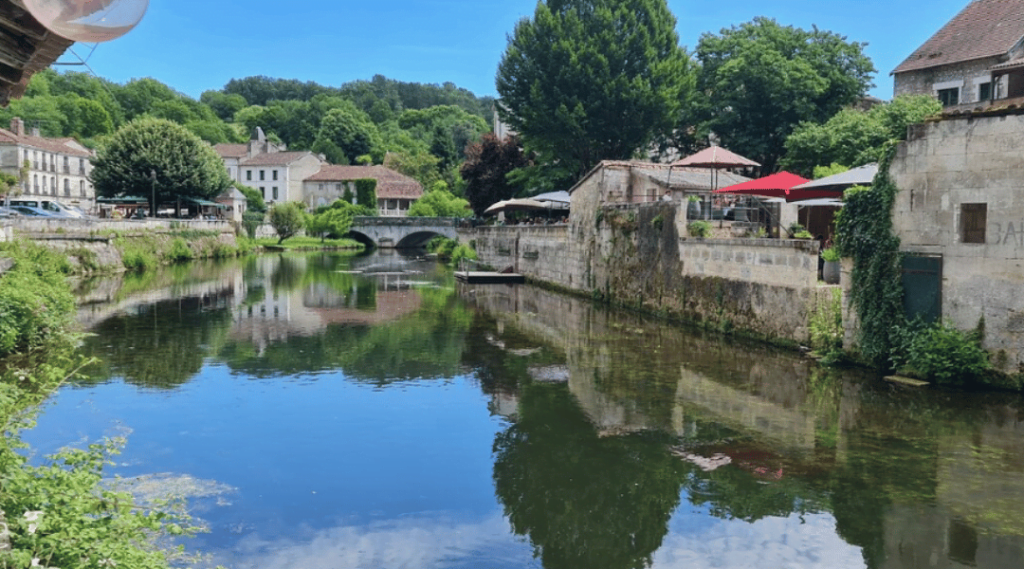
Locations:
893;0;1024;75
307;165;423;200
0;127;92;157
240;151;318;166
214;144;248;158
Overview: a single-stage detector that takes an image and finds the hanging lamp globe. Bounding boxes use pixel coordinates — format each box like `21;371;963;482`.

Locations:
21;0;149;43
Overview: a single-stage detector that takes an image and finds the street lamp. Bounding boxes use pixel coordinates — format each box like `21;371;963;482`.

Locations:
149;169;156;218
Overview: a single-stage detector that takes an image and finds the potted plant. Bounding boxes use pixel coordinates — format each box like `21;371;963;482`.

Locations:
821;247;841;284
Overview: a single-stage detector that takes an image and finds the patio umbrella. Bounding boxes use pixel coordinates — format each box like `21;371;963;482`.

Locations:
671;146;762;193
788;163;878;200
713;171;811;199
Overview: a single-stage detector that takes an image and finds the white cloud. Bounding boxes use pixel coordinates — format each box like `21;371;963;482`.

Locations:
652;513;866;569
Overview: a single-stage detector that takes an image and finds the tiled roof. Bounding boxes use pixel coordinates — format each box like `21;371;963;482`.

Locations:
214;144;248;158
893;0;1024;75
306;165;423;200
0;127;92;157
240;151;317;166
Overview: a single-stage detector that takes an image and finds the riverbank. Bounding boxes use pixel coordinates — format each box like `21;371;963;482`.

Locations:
0;240;198;568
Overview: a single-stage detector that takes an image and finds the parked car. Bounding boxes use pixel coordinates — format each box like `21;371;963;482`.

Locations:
0;206;23;218
7;199;84;218
9;205;60;217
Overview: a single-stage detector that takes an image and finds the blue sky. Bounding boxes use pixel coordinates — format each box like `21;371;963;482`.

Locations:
66;0;970;101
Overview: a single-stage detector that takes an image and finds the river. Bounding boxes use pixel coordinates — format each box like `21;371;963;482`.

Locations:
22;251;1024;569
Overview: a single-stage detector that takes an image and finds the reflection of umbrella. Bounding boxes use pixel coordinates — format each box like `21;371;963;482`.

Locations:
789;163;878;197
714;172;811;200
672;146;761;193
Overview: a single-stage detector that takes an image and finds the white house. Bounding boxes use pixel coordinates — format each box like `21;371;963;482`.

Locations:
303;165;423;215
0;117;96;212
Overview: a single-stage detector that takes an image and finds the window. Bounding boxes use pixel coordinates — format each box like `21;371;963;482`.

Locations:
937;87;960;106
63;156;69;173
50;176;56;195
33;174;38;192
961;203;987;244
260;187;266;200
79;158;85;175
259;170;265;181
978;82;992;102
272;170;278;181
246;170;252;181
79;180;85;197
272;187;279;200
41;176;46;192
63;179;70;196
33;151;38;169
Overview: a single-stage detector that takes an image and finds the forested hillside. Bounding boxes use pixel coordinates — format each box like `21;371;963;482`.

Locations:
0;70;496;190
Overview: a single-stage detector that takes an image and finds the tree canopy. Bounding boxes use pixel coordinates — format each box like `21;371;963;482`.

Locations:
268;202;306;244
407;182;471;217
90;117;232;210
694;17;876;174
496;0;693;190
461;133;530;216
780;95;941;176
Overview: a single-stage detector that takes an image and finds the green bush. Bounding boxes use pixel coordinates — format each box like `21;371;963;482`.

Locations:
451;243;478;267
903;322;990;386
688;220;712;238
809;288;843;356
241;210;265;239
0;242;75;357
821;248;840;262
794;230;813;239
165;238;194;263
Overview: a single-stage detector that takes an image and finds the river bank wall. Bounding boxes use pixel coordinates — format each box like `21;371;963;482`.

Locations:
1;217;239;272
463;199;836;345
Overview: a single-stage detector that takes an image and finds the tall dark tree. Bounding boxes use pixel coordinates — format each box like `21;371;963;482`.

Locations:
695;17;876;174
496;0;693;190
461;134;530;216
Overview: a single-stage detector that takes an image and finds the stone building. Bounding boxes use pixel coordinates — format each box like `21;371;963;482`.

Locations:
886;109;1024;373
303;165;423;216
893;0;1024;107
0;117;95;212
214;127;323;206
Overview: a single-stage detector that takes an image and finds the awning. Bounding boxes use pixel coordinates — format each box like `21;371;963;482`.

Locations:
484;198;564;215
790;163;877;194
714;172;810;200
183;197;228;208
97;196;148;204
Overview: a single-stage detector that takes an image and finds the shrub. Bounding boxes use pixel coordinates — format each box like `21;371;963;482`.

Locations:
821;248;840;262
688;220;712;238
450;243;478;268
241;210;265;238
903;322;990;386
166;237;194;263
0;242;75;357
794;230;814;239
809;288;843;356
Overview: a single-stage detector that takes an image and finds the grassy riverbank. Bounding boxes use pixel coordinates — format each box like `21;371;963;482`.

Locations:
0;240;200;568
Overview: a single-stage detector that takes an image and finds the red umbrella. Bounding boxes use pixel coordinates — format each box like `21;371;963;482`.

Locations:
713;171;811;200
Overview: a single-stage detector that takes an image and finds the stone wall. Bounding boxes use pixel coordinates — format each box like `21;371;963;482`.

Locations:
894;57;999;102
888;111;1024;372
466;182;831;344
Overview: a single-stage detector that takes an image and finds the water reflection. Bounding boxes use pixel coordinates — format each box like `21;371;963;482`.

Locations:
40;254;1024;569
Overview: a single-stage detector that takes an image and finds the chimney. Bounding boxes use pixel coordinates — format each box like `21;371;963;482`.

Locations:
10;117;23;136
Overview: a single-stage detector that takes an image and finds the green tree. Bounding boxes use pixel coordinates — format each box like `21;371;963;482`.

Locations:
91;117;232;214
461;133;531;216
312;103;383;164
115;77;180;121
200;90;248;122
496;0;692;189
781;95;940;176
234;182;266;213
407;181;470;217
268;201;306;244
307;200;355;242
694;17;875;174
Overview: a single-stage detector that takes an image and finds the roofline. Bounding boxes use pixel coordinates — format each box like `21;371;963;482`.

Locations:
891;53;1009;76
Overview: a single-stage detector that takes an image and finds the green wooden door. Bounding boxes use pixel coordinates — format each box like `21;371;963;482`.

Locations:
901;254;942;323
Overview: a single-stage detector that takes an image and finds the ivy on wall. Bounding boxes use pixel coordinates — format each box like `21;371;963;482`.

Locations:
835;142;904;367
354;179;377;209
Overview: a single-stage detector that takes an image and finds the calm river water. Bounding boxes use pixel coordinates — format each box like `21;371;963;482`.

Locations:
23;251;1024;568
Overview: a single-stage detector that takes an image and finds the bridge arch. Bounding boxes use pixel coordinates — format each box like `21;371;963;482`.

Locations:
348;216;459;249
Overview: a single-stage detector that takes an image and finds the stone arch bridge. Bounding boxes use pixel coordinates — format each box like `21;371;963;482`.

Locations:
349;216;460;249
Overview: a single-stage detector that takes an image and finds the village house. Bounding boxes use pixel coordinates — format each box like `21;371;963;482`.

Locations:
0;117;95;212
892;0;1024;107
303;165;423;216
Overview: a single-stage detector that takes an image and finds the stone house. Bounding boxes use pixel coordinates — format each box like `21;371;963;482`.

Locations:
238;151;323;206
883;108;1024;373
893;0;1024;107
303;165;423;216
0;117;96;212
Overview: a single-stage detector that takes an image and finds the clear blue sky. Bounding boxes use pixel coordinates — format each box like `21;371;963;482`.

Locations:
67;0;970;101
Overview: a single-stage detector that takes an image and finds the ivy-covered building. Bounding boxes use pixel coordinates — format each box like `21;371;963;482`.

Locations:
303;165;423;216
